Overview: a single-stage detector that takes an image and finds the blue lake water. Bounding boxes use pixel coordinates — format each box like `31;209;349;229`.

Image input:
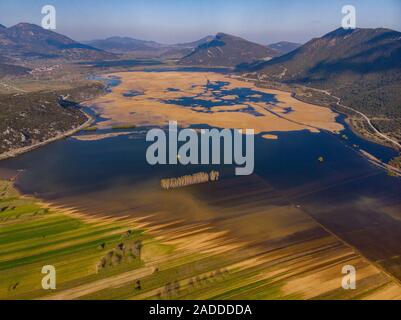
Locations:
1;70;401;278
163;80;274;117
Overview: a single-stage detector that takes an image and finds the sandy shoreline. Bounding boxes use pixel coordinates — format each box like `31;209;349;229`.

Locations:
71;131;132;141
360;149;401;177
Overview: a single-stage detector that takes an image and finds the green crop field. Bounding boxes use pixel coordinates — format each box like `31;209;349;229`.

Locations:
1;178;400;300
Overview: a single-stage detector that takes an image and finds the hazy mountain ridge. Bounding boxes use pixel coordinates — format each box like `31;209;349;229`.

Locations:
179;33;278;67
84;35;216;59
0;23;116;61
266;41;302;55
84;36;165;53
175;35;215;48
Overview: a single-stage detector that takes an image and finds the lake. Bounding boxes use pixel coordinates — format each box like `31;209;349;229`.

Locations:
1;70;401;280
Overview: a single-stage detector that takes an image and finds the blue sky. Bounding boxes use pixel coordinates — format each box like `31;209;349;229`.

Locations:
0;0;400;44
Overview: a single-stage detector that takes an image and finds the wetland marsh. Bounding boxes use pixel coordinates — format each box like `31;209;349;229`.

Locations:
1;70;401;299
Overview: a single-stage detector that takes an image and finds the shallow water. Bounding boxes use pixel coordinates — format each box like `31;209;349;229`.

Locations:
1;70;401;279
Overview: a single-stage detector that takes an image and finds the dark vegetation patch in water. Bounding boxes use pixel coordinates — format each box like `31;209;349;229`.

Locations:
162;80;277;117
4;125;399;200
283;107;294;114
123;90;144;98
87;75;122;93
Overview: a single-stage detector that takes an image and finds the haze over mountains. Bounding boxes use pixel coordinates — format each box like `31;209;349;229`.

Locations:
175;36;215;48
84;35;215;52
1;22;400;121
266;41;302;55
0;23;115;62
84;35;215;59
84;34;304;64
0;23;282;67
84;36;164;53
84;33;279;65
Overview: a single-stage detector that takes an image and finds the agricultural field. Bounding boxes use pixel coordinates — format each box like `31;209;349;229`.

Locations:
1;177;401;300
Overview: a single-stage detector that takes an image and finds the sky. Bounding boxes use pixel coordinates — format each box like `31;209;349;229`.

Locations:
0;0;400;44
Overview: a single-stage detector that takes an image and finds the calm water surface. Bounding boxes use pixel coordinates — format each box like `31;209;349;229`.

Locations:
1;70;401;278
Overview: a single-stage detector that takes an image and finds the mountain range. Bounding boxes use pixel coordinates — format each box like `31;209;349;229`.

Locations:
0;22;400;146
84;35;215;52
179;33;278;67
0;23;306;68
1;22;400;123
83;36;164;53
266;41;302;55
0;24;281;67
83;35;215;59
252;28;401;119
0;23;116;61
256;28;401;82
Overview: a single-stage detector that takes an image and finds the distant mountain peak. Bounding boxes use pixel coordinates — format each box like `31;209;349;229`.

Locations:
215;32;244;41
106;36;130;40
175;35;214;48
14;22;37;27
253;26;401;82
322;27;357;38
250;27;401;140
179;32;278;67
84;36;165;53
321;27;397;40
102;36;161;44
215;32;231;38
10;22;45;31
267;41;302;55
0;22;116;61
